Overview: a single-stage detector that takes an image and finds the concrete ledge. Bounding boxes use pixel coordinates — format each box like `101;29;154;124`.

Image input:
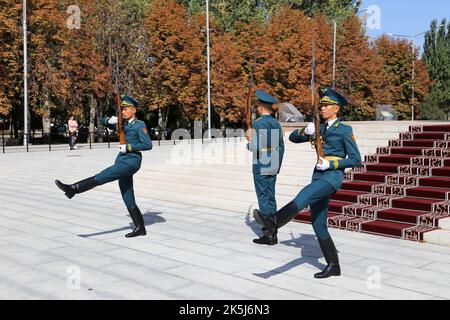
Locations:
424;229;450;247
438;217;450;231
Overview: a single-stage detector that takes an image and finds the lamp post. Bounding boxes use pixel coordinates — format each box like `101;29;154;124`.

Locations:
332;20;336;89
205;0;211;140
389;25;444;121
23;0;29;146
331;9;368;89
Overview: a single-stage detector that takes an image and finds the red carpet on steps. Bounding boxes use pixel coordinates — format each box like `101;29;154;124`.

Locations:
294;124;450;242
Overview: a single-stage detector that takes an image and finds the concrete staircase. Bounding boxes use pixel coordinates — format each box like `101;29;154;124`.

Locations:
123;121;450;246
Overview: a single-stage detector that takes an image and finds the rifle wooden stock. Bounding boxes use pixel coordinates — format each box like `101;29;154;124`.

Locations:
245;85;253;131
245;51;257;133
115;92;126;145
311;40;324;163
115;54;126;145
313;93;324;162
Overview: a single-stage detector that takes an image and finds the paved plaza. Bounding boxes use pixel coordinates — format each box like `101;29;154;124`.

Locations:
1;141;450;300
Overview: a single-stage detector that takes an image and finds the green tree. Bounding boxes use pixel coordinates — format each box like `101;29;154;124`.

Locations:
335;16;388;120
178;0;361;31
421;19;450;120
310;0;361;22
256;8;333;114
83;0;152;134
144;0;206;135
210;31;247;129
375;35;430;120
26;0;69;135
0;0;22;119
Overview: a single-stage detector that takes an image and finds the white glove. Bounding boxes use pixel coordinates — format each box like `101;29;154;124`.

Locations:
316;157;330;171
108;116;118;125
304;122;315;135
119;144;127;154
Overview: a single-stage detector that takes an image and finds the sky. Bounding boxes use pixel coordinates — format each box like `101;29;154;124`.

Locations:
360;0;449;51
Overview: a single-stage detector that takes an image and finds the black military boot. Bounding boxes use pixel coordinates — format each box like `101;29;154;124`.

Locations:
253;209;264;226
125;206;146;238
275;201;301;229
253;210;278;245
314;237;341;279
253;209;277;232
55;176;98;199
253;228;278;245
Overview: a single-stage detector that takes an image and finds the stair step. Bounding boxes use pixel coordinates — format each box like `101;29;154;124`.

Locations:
423;229;450;246
361;220;415;238
391;197;438;212
402;140;435;147
341;181;379;192
406;186;449;200
432;167;450;178
328;201;352;213
412;132;447;140
390;147;425;155
420;176;450;188
352;172;387;183
377;208;429;224
421;125;450;132
365;163;399;173
330;190;365;202
377;155;413;164
294;211;339;223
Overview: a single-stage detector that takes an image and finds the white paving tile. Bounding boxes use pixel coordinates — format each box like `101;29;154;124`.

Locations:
1;143;450;299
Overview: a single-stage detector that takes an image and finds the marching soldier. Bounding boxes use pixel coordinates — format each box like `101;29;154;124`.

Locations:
247;90;285;246
55;94;152;238
254;87;362;279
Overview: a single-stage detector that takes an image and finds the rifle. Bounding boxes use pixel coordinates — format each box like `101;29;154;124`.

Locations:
311;40;324;163
114;54;126;145
245;51;257;132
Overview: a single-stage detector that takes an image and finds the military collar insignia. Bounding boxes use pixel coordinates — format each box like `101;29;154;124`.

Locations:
323;119;340;139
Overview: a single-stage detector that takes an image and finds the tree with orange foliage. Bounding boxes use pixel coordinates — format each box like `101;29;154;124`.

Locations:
334;16;388;120
210;31;247;131
375;35;430;120
22;0;71;134
256;6;333;116
0;0;25;134
0;0;23;116
59;0;110;141
144;0;206;134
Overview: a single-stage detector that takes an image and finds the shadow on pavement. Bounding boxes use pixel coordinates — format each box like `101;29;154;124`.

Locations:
252;232;326;279
245;210;264;237
78;211;165;238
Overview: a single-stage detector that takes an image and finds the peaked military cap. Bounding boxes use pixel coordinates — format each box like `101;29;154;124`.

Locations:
120;94;140;108
319;87;349;107
255;89;278;105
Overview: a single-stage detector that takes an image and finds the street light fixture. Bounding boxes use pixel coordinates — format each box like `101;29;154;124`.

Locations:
332;20;336;89
331;9;368;89
23;0;29;146
205;0;211;140
389;24;445;121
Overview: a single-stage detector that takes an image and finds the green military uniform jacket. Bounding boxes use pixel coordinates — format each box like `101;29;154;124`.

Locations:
289;119;361;191
101;117;152;166
247;115;285;176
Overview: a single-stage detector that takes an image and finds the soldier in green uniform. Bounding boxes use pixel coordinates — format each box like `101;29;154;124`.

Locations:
247;90;285;246
55;94;152;238
254;87;362;279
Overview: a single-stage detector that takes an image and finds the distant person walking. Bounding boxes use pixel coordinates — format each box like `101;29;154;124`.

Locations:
68;116;78;150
